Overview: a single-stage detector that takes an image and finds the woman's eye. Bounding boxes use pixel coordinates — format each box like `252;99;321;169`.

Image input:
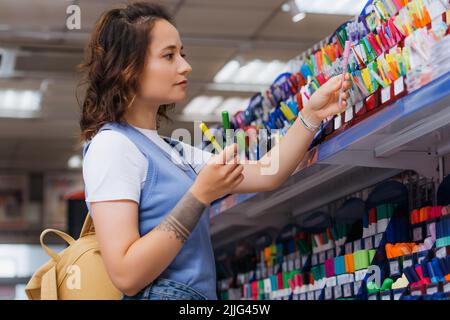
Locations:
181;53;186;58
164;53;174;60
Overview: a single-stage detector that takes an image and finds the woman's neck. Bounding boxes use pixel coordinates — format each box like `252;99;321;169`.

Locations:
125;96;159;131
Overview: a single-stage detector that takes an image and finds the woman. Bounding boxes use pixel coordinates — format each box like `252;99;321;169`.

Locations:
80;2;351;300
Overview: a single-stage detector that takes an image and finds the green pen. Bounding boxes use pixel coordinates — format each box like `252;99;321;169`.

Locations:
221;111;233;146
235;129;246;160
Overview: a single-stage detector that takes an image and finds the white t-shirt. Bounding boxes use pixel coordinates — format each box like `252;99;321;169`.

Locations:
83;126;213;204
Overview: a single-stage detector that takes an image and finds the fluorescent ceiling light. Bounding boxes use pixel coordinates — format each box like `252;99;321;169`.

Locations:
292;12;306;22
214;97;250;116
294;0;365;15
183;96;224;115
214;60;240;83
0;89;42;118
214;59;288;85
183;96;250;116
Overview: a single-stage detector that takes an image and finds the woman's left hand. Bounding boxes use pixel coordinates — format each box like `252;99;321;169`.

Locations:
301;74;353;127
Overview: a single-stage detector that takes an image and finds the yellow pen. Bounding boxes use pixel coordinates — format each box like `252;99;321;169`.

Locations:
199;122;223;153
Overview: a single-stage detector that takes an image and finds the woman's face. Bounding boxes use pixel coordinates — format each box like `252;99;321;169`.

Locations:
138;19;192;105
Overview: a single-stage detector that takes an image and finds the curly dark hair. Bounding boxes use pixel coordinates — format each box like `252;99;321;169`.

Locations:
78;2;174;142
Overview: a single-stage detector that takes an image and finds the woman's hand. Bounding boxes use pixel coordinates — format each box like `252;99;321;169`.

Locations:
190;144;244;205
301;74;353;127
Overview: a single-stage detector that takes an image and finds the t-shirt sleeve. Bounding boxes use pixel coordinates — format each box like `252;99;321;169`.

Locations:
83;130;147;204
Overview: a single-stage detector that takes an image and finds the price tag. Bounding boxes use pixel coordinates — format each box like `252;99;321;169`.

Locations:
312;254;318;266
315;290;321;300
307;291;315;301
368;293;378;300
354;281;362;294
394;77;405;96
294;257;301;270
393;292;402;300
374;234;383;248
343;283;353;297
326;277;337;287
403;257;413;269
327;249;335;260
413;227;423;241
288;258;294;272
319;251;326;264
355;101;364;114
444;282;450;293
427;285;438;294
325;287;333;300
301;255;309;267
364;237;373;250
334;285;342;299
345;242;353;254
381;292;391;300
353;240;362;252
381;86;391;103
345;106;353;123
389;259;400;276
299;293;306;300
273;264;280;274
411;288;423;296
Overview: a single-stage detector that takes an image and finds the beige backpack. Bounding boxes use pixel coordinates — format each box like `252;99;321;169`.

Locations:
25;213;123;300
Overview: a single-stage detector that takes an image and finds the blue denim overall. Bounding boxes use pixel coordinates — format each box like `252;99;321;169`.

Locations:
83;122;217;300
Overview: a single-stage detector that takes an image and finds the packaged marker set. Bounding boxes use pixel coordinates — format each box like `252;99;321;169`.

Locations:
216;0;450;158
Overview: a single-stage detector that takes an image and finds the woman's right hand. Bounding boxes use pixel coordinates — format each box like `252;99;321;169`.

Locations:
190;144;244;205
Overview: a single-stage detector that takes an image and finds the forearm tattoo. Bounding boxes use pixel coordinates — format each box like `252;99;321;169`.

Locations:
155;192;206;243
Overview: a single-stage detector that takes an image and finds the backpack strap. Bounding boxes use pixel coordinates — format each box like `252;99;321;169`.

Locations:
80;213;95;237
40;229;75;262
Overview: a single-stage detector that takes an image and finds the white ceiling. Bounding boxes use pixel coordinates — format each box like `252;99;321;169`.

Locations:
0;0;352;171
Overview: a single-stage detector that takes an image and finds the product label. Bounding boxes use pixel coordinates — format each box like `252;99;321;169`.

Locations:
343;283;353;297
374;233;383;248
315;290;322;300
355;101;364;114
427;286;438;294
312;254;318;266
381;292;391;300
364;237;374;250
327;249;335;260
354;281;363;295
295;257;301;270
381;86;391;103
389;259;400;276
345;243;353;254
394;77;405;96
413;227;423;241
368;293;378;300
353;240;362;252
394;292;403;300
444;282;450;293
326;277;337;287
319;251;326;264
334;285;343;299
325;287;333;300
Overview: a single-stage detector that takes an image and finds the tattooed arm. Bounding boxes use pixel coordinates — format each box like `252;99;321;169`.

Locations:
92;145;243;296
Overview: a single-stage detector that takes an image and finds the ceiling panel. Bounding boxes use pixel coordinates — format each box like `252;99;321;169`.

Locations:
175;5;271;38
258;12;351;42
0;0;67;30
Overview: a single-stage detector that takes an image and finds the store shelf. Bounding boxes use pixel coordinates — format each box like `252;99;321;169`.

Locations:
209;71;450;249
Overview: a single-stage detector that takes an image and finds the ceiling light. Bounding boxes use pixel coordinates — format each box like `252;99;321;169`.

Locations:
281;3;291;12
0;89;42;118
214;97;250;116
292;12;306;23
68;155;82;169
214;60;240;83
214;59;288;86
183;96;224;115
294;0;365;15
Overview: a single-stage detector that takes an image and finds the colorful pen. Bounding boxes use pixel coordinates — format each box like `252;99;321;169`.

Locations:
338;40;351;110
199;122;223;153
